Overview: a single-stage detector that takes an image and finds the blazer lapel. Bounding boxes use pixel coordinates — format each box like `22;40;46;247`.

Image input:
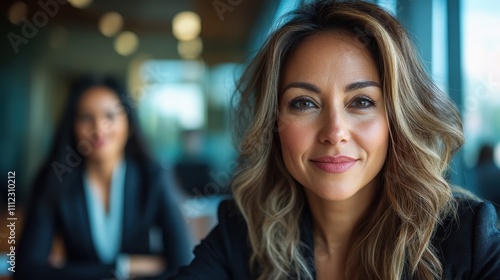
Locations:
120;159;141;248
299;205;317;279
60;167;99;258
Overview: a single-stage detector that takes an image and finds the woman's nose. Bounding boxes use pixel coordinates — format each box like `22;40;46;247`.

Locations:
318;108;350;145
84;116;110;139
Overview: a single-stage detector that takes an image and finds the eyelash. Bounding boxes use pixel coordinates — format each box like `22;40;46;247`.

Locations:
77;111;121;122
288;97;317;112
349;95;377;109
288;95;377;112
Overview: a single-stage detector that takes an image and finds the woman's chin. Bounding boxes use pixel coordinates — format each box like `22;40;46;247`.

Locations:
85;149;115;162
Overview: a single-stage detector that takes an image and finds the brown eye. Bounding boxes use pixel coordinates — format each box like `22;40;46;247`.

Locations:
289;97;317;111
349;96;376;109
77;114;93;123
297;100;314;108
106;112;116;120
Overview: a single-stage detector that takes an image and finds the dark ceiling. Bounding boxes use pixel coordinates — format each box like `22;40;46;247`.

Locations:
1;0;276;68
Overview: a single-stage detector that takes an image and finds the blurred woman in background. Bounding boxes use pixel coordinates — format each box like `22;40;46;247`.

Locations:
16;75;192;279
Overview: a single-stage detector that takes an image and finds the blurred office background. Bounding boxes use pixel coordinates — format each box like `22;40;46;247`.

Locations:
0;0;499;277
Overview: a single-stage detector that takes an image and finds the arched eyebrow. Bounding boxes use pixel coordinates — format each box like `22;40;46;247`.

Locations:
282;80;381;94
282;82;320;94
345;80;381;92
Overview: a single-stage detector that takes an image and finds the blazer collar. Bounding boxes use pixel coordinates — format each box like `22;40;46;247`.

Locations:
120;158;141;245
299;203;317;279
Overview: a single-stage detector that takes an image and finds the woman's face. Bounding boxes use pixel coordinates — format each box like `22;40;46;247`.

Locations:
278;32;389;203
74;86;129;162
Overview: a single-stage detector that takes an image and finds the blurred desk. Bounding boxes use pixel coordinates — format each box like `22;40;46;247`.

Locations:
0;195;230;278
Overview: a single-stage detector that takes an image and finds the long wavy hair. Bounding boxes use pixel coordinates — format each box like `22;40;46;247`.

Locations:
231;1;465;279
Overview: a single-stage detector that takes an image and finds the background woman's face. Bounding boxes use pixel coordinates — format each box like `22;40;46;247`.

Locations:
74;86;129;162
278;32;389;203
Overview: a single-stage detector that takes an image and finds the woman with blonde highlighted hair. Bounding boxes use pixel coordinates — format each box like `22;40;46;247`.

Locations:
171;0;500;279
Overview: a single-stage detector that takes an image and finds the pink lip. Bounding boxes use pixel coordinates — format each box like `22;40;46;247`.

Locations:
92;138;107;148
310;156;357;173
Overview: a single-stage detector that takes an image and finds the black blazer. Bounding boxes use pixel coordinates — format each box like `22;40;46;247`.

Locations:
171;196;500;279
15;159;192;280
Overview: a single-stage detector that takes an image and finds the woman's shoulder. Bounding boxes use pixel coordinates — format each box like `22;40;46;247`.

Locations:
449;190;498;225
34;164;83;200
437;190;498;238
127;156;161;175
433;191;500;278
126;157;171;188
171;199;251;279
213;199;250;262
215;199;248;233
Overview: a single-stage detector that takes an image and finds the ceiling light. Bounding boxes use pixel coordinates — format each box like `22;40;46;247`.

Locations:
172;11;201;41
114;31;139;56
68;0;93;9
8;2;28;25
99;12;124;37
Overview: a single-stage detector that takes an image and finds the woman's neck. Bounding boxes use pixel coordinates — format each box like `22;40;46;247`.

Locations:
306;180;378;255
306;180;379;280
85;154;124;212
85;154;124;190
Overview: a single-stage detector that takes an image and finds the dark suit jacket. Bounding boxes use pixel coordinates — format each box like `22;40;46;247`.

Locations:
15;159;192;280
171;196;500;279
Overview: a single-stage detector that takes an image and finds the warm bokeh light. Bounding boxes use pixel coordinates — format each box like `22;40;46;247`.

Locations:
98;11;124;37
128;54;153;102
49;26;69;49
68;0;93;9
172;11;201;41
114;31;139;56
177;37;203;59
8;1;28;25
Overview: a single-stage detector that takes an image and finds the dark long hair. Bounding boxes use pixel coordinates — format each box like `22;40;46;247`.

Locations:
30;75;153;198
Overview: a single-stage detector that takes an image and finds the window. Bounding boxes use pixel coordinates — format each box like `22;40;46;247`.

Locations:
461;0;500;169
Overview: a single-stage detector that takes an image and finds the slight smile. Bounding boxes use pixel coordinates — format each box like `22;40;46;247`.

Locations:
310;156;357;173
